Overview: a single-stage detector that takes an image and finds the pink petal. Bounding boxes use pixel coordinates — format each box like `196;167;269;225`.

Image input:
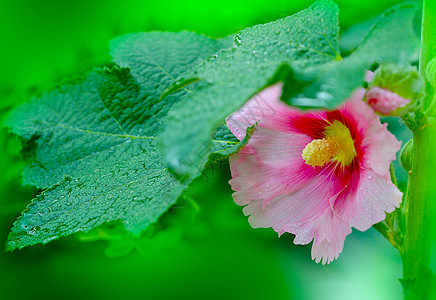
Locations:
345;169;402;231
242;166;343;245
229;127;318;207
247;127;311;168
311;209;352;265
344;90;401;179
363;126;401;180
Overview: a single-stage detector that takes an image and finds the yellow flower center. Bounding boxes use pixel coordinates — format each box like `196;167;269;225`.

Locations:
302;120;356;167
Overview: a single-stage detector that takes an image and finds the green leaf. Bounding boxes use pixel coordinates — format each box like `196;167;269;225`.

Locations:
161;0;341;175
5;32;236;251
283;3;419;109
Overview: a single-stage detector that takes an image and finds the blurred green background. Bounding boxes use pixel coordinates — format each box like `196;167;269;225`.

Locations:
0;0;417;299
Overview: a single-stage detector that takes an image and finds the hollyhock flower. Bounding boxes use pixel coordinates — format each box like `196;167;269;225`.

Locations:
226;83;402;264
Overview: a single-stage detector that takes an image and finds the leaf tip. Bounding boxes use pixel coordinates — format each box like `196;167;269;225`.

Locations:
5;239;18;252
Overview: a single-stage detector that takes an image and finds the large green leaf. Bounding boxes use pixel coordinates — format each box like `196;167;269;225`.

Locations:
160;1;419;176
5;32;237;251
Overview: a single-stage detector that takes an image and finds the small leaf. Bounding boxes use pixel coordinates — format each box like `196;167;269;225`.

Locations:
208;124;256;162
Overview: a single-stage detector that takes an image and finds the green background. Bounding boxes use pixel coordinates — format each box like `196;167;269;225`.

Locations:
0;0;416;299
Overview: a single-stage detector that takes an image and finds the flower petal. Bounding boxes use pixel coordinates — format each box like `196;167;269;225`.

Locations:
344;90;401;178
311;209;352;265
229;128;317;206
345;169;402;231
242;166;343;245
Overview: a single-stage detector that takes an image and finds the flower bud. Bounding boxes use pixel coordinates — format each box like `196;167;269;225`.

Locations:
365;64;425;116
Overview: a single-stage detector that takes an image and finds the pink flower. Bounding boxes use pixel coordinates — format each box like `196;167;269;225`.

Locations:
365;86;411;116
226;83;402;264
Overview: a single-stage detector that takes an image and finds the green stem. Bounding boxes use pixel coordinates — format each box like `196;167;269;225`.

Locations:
402;128;436;277
420;1;436;112
402;0;436;282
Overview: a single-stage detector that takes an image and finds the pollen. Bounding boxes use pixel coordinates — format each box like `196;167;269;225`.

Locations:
302;120;357;167
302;137;340;167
